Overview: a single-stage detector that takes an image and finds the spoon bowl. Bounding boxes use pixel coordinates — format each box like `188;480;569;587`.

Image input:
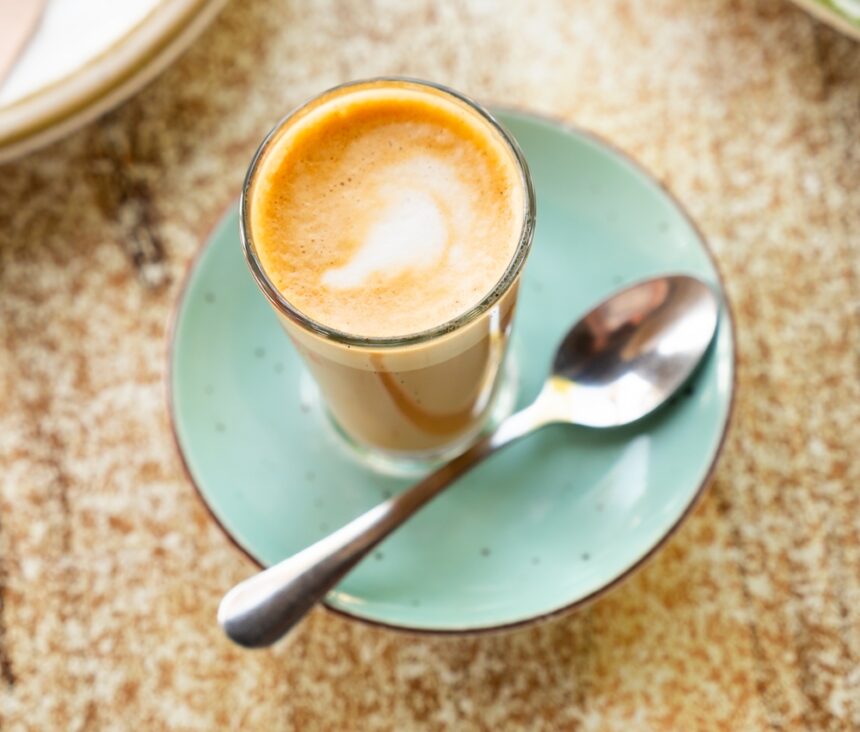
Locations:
544;275;719;427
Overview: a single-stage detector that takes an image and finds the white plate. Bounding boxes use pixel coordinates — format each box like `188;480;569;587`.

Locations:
790;0;860;41
0;0;227;163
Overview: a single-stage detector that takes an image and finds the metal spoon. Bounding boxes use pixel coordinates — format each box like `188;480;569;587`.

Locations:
219;274;720;647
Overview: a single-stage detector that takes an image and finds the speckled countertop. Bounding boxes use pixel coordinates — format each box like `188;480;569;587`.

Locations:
1;1;858;729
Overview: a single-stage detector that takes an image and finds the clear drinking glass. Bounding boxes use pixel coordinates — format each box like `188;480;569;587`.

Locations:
241;78;536;474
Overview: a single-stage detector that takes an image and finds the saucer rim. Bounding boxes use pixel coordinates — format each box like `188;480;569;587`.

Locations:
166;106;738;636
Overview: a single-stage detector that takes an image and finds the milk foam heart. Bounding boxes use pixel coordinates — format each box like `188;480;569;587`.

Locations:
250;83;524;337
324;188;446;288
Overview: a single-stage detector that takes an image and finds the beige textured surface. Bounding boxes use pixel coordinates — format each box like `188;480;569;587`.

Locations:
1;0;859;729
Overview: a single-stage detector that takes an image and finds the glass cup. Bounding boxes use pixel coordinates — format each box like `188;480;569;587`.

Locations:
241;78;536;474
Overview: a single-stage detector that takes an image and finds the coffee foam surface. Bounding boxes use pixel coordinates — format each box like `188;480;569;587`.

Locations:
251;85;524;338
323;156;454;289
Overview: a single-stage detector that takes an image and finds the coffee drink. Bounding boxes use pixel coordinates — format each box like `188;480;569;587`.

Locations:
243;79;534;460
250;83;523;337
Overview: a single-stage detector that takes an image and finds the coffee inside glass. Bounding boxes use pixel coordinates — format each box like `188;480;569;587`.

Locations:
241;78;535;471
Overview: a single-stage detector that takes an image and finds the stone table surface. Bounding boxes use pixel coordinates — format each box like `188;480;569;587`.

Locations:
1;0;859;730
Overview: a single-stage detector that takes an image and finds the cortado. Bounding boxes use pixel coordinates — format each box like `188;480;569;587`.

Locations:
243;79;533;462
251;83;524;337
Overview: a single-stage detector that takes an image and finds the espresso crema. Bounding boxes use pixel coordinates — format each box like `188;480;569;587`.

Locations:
250;83;525;338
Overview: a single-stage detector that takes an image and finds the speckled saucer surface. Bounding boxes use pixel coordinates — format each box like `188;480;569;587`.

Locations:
169;109;735;633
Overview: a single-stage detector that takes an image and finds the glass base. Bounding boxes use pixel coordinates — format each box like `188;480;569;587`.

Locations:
299;352;519;479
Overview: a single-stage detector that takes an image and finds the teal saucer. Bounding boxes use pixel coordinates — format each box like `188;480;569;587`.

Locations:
169;109;735;634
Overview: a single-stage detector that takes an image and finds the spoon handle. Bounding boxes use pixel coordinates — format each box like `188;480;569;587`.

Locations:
218;401;548;647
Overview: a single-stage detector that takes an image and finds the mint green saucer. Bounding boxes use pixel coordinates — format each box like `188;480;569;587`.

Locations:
169;110;735;634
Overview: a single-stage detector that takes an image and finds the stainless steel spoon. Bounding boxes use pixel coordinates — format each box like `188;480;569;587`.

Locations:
219;274;720;647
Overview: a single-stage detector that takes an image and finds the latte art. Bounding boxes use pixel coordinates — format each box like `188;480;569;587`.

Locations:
250;84;524;337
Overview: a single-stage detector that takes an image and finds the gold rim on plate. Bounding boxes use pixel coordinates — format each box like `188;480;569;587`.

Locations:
0;0;228;163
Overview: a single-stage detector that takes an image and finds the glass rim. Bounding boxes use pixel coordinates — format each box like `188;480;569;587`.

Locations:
240;76;537;349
